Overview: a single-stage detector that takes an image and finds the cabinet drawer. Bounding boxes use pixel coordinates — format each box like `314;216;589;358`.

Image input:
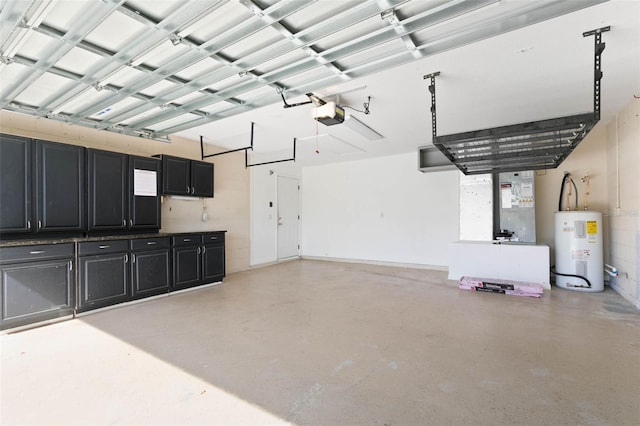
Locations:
203;232;225;245
171;234;202;246
130;237;170;251
0;243;74;263
78;240;128;256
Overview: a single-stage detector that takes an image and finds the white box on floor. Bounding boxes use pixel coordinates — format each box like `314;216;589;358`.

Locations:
448;241;550;289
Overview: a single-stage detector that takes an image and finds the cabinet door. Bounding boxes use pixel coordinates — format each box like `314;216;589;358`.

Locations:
0;258;73;329
35;140;85;232
191;161;214;197
78;253;129;311
0;134;32;233
161;155;190;196
130;156;161;229
173;246;201;290
87;149;127;231
202;244;225;282
131;249;170;298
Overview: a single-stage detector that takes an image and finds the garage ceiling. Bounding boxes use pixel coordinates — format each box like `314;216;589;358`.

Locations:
1;0;638;166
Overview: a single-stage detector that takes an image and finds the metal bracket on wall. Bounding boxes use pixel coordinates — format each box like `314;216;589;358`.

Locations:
423;71;440;140
583;26;610;120
424;26;610;176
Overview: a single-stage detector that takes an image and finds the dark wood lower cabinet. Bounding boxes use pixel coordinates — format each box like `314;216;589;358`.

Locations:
1;232;225;328
172;232;225;291
203;232;225;283
78;252;129;312
0;243;74;330
173;244;202;290
131;237;170;299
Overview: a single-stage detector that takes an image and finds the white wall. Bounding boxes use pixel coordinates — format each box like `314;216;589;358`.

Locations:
300;152;459;267
606;99;640;308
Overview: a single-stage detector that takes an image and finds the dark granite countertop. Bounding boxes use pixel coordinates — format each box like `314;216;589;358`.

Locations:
0;231;226;248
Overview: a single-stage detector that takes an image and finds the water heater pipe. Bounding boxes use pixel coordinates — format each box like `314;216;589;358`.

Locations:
564;176;578;210
581;173;590;210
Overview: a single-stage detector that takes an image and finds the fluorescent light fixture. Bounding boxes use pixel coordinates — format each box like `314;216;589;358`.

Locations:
343;114;383;140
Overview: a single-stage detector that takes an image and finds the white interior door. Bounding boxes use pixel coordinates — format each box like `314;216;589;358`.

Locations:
277;176;300;260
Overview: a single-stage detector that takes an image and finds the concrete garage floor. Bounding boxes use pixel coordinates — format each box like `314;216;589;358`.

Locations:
1;260;639;425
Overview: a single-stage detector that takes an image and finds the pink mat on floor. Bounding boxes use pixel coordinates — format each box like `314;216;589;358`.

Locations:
459;276;543;298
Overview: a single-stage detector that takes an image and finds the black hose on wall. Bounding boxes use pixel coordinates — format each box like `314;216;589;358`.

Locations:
558;172;578;211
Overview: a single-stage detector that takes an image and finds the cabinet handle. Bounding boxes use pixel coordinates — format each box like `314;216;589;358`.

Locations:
69;260;73;271
124;254;128;264
129;219;133;227
29;250;45;255
27;220;31;229
183;238;191;242
202;246;206;253
132;254;136;264
38;220;42;229
191;187;195;195
187;185;190;193
197;247;201;255
146;241;157;245
210;237;217;240
99;245;110;249
122;220;126;227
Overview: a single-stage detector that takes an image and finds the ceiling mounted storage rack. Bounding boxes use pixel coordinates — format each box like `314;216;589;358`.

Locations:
424;26;610;175
200;122;296;168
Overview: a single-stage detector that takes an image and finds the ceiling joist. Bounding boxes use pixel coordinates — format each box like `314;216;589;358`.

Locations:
0;0;608;141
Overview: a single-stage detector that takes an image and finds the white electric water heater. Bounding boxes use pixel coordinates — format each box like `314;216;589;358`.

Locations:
554;211;604;292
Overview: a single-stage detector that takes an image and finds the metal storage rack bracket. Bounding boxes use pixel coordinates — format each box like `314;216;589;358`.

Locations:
424;26;610;175
200;121;296;168
200;122;255;160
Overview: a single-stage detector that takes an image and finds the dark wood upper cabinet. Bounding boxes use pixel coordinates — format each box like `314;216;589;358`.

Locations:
157;155;213;197
0;134;31;233
129;156;161;229
160;155;191;195
87;149;127;231
191;161;214;197
1;136;85;235
35;140;85;232
87;151;161;233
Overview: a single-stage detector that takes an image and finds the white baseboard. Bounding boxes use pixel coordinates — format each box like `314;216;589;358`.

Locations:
1;315;74;335
608;281;640;310
248;256;300;270
301;255;448;272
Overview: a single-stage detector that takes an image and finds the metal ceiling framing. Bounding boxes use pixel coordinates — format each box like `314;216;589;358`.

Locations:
0;0;608;142
425;26;610;175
